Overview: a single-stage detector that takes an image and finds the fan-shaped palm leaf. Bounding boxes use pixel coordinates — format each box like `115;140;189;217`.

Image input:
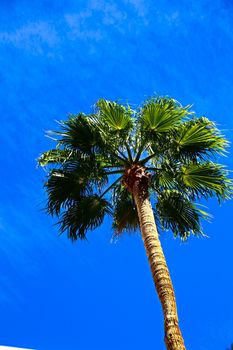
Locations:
56;113;106;156
45;170;90;216
96;99;133;133
179;162;232;201
140;97;191;133
174;117;228;160
156;190;211;240
59;195;112;240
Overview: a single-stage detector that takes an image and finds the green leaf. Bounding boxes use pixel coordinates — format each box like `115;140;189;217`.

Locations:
150;161;177;190
156;190;211;240
97;99;133;133
58;195;112;240
63;157;109;189
140;97;190;133
112;185;139;234
45;169;89;216
180;162;233;201
174;117;228;159
38;149;73;167
57;113;106;155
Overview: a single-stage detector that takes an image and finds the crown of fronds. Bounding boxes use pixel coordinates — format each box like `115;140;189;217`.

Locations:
38;96;232;241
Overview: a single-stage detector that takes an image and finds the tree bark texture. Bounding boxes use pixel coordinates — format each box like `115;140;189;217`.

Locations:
133;180;186;350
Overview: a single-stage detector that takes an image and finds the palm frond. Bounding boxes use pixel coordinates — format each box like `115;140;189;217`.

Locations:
96;99;133;133
173;117;228;160
179;162;233;201
58;195;112;240
38;149;73;166
150;160;177;190
112;185;139;234
56;113;106;155
156;190;211;240
45;169;90;216
140;97;191;133
63;157;109;190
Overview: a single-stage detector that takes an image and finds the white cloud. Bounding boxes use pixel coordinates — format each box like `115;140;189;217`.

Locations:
65;13;103;40
127;0;148;18
0;21;59;53
64;1;128;40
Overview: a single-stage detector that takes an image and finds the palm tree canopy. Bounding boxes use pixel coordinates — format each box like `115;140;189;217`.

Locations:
38;97;232;241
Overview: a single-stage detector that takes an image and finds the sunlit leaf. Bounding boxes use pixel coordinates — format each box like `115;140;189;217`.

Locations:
180;162;233;201
173;117;228;160
38;149;73;166
97;99;133;133
140;97;191;132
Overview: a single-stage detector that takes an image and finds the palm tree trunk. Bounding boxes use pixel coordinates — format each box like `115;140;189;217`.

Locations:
133;180;186;350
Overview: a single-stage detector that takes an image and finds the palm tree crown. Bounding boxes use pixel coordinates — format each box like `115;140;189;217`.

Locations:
38;97;232;241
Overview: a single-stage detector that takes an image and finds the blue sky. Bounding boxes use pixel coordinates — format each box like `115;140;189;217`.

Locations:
0;0;233;349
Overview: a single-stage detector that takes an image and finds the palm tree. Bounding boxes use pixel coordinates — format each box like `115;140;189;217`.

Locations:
38;97;232;350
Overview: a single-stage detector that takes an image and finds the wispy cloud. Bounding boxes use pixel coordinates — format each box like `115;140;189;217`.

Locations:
127;0;148;20
0;1;149;54
0;21;59;53
63;0;152;41
65;12;103;41
64;1;127;40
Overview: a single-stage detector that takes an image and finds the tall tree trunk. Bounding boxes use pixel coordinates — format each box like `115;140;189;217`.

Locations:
133;179;186;350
